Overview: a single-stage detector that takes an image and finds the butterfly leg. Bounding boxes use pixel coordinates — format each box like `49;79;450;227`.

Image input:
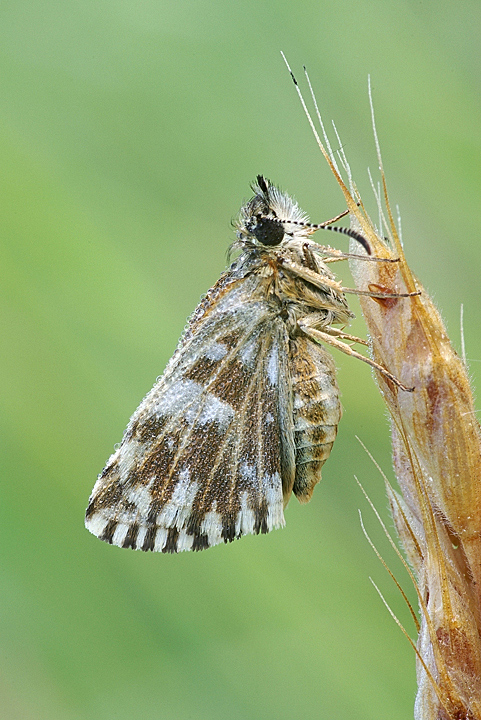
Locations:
278;255;417;300
341;286;420;299
323;327;369;347
298;318;414;392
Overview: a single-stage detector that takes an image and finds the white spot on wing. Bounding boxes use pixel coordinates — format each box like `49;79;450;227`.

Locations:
136;526;147;548
85;513;108;538
112;523;129;547
155;379;203;418
236;491;255;535
154;379;234;430
126;478;155;515
176;530;194;552
156;469;199;528
201;509;223;547
204;342;228;361
262;473;284;530
197;393;235;429
118;438;145;482
154;527;168;551
239;336;258;368
240;461;256;484
267;343;278;386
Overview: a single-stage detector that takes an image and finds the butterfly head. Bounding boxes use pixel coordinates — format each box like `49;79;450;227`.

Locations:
236;175;312;248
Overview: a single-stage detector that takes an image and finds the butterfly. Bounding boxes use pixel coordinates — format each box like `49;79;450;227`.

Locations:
85;175;406;553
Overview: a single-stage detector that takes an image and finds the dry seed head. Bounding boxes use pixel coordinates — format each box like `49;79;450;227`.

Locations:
283;56;481;719
350;234;481;720
346;154;481;719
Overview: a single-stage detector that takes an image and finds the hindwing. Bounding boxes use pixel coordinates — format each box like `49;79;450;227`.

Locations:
86;270;296;552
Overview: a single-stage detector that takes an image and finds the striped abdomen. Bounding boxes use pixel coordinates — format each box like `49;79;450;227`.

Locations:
289;335;342;502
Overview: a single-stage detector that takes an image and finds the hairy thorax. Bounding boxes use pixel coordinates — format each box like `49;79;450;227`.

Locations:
248;239;353;337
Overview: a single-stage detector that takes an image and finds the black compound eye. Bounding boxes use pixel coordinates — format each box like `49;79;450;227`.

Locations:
252;215;285;246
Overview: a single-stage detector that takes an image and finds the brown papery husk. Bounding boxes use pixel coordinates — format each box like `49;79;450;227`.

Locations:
345;188;481;719
282;55;481;716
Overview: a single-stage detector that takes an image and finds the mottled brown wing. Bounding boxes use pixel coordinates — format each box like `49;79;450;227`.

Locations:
85;271;296;553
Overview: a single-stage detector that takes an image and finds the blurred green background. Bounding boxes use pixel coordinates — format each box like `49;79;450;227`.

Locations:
1;1;480;718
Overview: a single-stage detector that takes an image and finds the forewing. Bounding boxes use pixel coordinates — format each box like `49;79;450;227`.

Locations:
86;271;295;552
